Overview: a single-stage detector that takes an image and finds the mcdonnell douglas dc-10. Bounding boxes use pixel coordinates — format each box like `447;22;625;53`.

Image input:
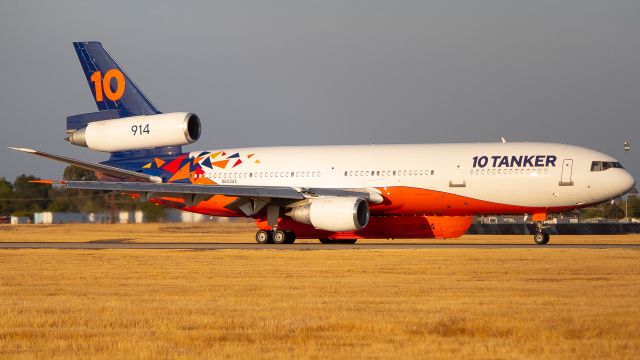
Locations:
11;42;636;244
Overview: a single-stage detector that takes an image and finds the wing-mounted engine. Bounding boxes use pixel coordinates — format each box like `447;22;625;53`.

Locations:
286;197;370;232
66;112;201;152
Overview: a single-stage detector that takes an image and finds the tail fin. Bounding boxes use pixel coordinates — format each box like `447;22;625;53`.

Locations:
71;42;182;161
73;41;159;116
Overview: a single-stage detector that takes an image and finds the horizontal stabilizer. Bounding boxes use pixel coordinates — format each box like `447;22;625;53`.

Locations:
8;147;162;183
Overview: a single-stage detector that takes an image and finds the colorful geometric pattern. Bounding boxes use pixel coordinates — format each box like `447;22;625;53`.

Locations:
140;150;261;185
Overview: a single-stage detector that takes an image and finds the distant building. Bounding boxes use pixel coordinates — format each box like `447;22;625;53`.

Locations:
28;210;226;224
181;211;207;223
34;212;87;224
88;212;112;223
118;211;135;224
10;216;30;224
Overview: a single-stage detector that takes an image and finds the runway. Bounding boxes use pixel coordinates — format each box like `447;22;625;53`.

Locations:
1;242;638;250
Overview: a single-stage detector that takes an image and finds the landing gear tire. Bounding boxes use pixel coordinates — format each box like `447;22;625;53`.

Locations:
272;230;288;244
256;230;272;244
534;232;550;245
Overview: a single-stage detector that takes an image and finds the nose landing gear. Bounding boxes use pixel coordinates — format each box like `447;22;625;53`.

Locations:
533;232;550;245
533;222;550;245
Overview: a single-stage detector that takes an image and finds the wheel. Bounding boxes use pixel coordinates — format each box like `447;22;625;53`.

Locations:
284;231;296;244
534;232;549;245
256;230;272;244
272;230;288;244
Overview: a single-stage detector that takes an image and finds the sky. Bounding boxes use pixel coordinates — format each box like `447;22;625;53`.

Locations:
0;0;638;181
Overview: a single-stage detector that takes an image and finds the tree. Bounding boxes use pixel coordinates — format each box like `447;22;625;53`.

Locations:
60;166;106;213
47;187;79;212
602;202;624;219
137;201;166;222
13;174;49;215
627;195;640;218
0;178;14;215
580;206;603;219
63;166;97;181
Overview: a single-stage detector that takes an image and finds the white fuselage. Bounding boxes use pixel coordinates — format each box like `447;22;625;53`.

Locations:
190;142;635;210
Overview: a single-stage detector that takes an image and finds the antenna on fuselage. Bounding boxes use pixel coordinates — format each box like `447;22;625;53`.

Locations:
501;137;507;143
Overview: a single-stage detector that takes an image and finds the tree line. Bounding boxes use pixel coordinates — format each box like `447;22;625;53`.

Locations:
0;166;164;221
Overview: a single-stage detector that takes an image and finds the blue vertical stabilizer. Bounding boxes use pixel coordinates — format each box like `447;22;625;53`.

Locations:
73;41;160;116
71;41;183;161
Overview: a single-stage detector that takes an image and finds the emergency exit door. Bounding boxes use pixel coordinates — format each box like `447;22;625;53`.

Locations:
559;159;574;186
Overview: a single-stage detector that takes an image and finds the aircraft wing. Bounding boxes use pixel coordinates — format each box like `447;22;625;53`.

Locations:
10;146;384;204
64;181;383;203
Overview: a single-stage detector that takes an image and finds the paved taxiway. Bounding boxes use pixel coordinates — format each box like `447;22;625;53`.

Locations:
1;242;638;250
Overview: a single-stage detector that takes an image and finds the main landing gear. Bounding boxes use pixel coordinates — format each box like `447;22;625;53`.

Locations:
255;229;296;244
533;223;550;245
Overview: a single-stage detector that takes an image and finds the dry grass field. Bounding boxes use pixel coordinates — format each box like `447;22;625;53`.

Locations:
0;224;639;359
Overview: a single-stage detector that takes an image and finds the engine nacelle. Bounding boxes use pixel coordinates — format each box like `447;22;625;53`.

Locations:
67;112;201;152
287;197;370;232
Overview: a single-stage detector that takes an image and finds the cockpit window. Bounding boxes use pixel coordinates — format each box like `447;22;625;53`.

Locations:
591;161;624;172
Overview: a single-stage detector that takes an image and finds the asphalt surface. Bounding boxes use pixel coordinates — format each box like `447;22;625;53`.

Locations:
0;242;638;250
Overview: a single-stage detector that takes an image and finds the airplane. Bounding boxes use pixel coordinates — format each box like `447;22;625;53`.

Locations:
10;41;636;245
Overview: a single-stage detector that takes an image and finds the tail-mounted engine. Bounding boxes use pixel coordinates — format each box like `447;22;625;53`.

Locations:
66;112;201;152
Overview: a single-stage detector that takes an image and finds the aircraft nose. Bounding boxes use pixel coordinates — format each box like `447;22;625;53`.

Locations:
618;170;636;195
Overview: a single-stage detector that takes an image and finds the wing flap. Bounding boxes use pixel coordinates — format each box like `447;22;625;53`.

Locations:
64;181;384;203
65;181;306;200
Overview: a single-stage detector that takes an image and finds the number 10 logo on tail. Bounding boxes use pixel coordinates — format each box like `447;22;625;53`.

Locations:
90;69;125;102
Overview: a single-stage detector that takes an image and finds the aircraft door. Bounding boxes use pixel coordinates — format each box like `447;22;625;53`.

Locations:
559;159;574;186
449;163;466;188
